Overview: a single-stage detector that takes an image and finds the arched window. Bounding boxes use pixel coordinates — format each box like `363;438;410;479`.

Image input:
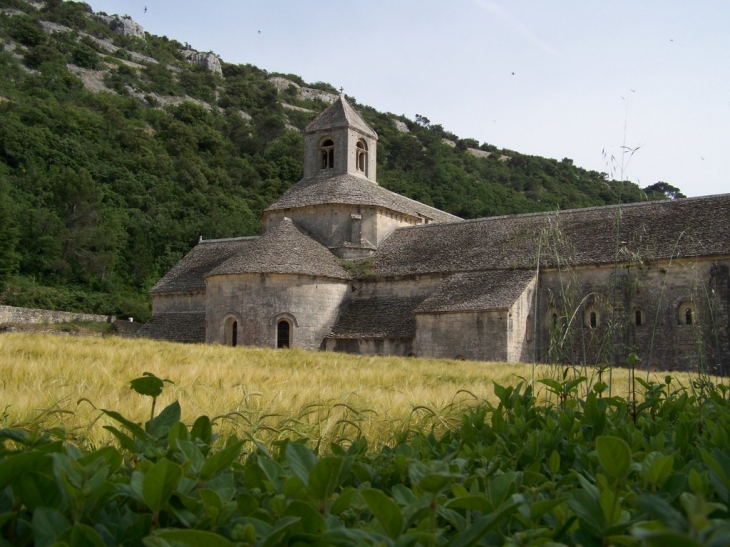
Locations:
223;315;240;347
634;308;644;327
526;315;533;342
320;138;334;169
356;139;368;174
678;302;697;326
584;307;600;328
277;320;291;349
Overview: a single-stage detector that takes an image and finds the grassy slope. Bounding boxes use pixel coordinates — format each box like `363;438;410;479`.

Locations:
0;333;697;448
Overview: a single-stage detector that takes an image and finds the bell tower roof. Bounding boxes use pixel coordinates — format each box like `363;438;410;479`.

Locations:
304;95;378;139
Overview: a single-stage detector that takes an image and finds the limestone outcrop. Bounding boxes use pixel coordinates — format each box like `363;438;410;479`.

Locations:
182;50;222;76
393;119;410;133
93;14;145;40
269;77;337;104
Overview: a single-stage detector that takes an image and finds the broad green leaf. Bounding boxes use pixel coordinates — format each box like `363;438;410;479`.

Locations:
191;415;212;445
0;452;45;492
262;516;301;547
418;472;454;494
146;401;181;437
258;456;284;494
282;499;326;534
151;528;233;547
647;454;674;488
130;373;165;397
60;522;106;547
103;425;138;453
15;471;60;511
102;409;150;441
530;497;567;520
565;376;587;392
285;442;317;487
362;488;404;540
79;446;122;473
0;428;30;444
446;495;493;513
487;471;518;506
600;487;621;527
200;439;244;480
167;421;188;445
176;440;205;474
449;500;519;547
548;450;561;475
330;487;357;515
568;489;606;536
638;494;684;530
142;458;183;514
596;436;632;480
436;504;467;532
392;484;418;505
309;457;344;502
32;507;71;547
539;378;563;394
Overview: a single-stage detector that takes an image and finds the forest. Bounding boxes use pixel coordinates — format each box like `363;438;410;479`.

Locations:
0;0;684;320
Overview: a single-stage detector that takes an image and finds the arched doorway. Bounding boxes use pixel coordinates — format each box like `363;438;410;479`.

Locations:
277;320;291;349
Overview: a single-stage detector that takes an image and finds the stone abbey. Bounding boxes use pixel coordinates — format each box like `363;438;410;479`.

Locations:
139;95;730;374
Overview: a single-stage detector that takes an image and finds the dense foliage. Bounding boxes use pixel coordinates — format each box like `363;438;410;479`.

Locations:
1;372;729;546
0;0;678;320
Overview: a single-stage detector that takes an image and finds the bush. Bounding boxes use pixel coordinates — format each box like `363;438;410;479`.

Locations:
71;43;100;69
8;15;45;47
1;376;729;545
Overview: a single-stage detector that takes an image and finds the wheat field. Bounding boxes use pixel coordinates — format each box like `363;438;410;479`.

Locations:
0;332;700;449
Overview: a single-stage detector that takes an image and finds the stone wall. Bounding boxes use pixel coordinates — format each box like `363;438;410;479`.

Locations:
325;337;413;356
205;273;348;350
415;310;509;361
536;258;730;373
507;277;537;362
152;291;206;314
264;205;419;259
0;305;110;325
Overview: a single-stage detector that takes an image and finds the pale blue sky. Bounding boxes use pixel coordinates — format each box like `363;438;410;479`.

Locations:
88;1;729;197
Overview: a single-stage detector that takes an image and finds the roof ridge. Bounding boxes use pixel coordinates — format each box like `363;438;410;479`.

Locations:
304;95;377;138
199;236;259;244
388;193;730;232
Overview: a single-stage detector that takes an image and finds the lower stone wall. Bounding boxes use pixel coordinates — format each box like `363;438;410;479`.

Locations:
0;305;111;325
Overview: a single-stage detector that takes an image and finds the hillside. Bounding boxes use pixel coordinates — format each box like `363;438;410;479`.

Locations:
0;0;681;320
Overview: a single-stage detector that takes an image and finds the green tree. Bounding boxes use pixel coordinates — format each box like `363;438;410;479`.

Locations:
643;181;686;200
0;179;19;287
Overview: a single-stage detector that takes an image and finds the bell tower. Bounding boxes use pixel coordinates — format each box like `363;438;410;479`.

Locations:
302;94;378;182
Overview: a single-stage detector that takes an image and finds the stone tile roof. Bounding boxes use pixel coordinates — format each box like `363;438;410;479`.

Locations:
149;237;257;294
328;296;428;339
207;218;351;279
415;270;536;313
265;173;461;223
373;194;730;277
136;312;206;343
304;95;377;138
